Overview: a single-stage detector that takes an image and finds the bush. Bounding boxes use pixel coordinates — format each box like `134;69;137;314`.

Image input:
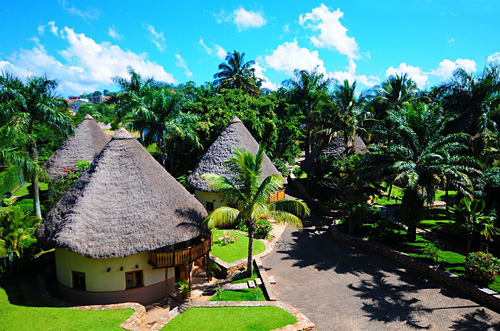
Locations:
236;219;248;232
254;219;273;239
464;251;500;286
0;166;21;198
292;167;304;178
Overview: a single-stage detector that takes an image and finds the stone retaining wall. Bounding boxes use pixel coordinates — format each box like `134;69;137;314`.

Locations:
70;302;146;330
151;301;315;330
255;257;277;301
330;224;500;313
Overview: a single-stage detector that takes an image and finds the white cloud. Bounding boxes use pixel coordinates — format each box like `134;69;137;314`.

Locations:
199;38;227;60
283;24;290;33
386;63;428;88
175;53;192;77
233;7;266;30
0;26;176;94
448;38;455;43
265;40;326;75
487;52;500;63
330;59;379;87
48;21;58;36
108;27;123;41
58;0;100;20
431;58;476;79
299;4;359;60
252;61;277;90
146;24;166;52
37;25;45;36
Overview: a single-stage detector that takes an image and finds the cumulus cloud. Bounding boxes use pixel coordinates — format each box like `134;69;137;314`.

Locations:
252;61;277;90
199;38;227;60
265;40;326;75
37;25;45;36
0;24;176;94
330;59;379;87
108;27;123;41
431;59;476;79
487;52;500;63
299;4;359;60
175;53;192;77
233;7;266;30
58;0;100;20
386;63;429;88
146;24;166;52
48;21;58;36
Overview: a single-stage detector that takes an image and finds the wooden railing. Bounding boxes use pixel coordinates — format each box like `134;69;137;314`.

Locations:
269;189;285;203
150;233;212;268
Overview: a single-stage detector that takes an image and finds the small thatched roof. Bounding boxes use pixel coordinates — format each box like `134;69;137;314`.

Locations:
44;114;110;181
188;116;286;192
300;135;367;174
36;128;208;259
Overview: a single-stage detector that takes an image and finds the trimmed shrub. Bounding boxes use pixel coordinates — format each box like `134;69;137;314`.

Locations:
0;166;21;198
464;251;500;286
254;219;273;239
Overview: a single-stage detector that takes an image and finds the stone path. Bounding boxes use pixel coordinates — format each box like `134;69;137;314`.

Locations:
263;215;500;330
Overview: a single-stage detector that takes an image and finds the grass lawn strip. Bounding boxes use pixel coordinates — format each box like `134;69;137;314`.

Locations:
0;277;132;331
162;306;297;331
211;229;265;263
13;182;48;197
209;288;266;301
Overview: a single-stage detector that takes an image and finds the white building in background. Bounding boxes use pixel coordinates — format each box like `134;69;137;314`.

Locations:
68;98;89;112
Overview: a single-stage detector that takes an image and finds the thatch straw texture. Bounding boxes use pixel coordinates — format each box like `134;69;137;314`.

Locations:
36;128;208;258
188;116;286;192
44;115;110;181
300;135;367;174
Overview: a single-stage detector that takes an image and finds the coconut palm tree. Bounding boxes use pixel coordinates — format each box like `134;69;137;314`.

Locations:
131;87;201;173
0;73;73;218
202;146;310;277
365;102;481;241
450;197;500;252
213;50;261;95
283;69;331;157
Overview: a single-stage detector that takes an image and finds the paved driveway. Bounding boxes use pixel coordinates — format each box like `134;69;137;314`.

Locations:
263;215;500;330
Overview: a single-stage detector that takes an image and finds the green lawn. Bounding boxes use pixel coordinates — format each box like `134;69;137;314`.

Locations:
0;277;132;331
211;229;266;263
209;288;266;301
13;182;48;197
434;190;457;201
373;195;401;206
163;306;297;331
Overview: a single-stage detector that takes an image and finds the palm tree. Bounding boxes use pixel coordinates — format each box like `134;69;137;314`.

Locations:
213;50;261;95
113;67;156;142
130;87;201;173
283;69;331;157
321;80;369;155
365;102;481;241
450;197;500;252
0;73;73;218
202;146;310;277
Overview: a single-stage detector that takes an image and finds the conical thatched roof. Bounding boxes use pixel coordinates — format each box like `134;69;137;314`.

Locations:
44;114;110;181
36;128;208;259
300;135;367;174
188;116;286;192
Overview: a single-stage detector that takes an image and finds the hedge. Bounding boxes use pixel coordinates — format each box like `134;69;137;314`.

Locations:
0;166;22;198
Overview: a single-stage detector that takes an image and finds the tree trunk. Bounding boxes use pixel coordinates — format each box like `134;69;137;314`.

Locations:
445;184;449;214
407;223;417;242
466;231;473;253
388;183;393;201
140;130;145;144
30;143;42;219
344;133;349;155
387;130;393;201
246;223;254;278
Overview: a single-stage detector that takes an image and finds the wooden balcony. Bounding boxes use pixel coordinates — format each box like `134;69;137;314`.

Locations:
269;189;285;202
149;234;212;268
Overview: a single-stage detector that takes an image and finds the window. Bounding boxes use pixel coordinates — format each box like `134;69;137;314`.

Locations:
206;201;214;212
126;270;143;289
72;271;86;291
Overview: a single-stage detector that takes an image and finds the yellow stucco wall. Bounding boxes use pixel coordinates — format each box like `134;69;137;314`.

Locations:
194;190;227;211
55;248;168;292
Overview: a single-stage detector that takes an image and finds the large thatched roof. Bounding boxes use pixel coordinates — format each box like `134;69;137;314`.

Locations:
188;116;286;192
300;135;367;174
36;128;208;259
44;115;110;181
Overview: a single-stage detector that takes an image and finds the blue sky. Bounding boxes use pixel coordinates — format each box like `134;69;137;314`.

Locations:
1;1;499;96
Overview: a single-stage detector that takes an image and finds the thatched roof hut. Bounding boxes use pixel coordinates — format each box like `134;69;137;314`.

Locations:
300;135;367;174
44;114;110;181
188;116;286;192
36;128;208;259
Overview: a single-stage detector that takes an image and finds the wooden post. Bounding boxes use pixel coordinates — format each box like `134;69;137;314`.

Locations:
165;268;169;299
206;253;212;282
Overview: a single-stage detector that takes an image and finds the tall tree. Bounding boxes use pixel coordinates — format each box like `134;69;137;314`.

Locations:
203;146;309;277
283;69;330;157
214;50;261;95
0;73;73;218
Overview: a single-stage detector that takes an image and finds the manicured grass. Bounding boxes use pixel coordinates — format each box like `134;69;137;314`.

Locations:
231;269;259;284
0;277;133;331
373;195;401;206
211;229;266;263
13;182;48;197
434;190;457;201
163;306;297;331
209;288;266;301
